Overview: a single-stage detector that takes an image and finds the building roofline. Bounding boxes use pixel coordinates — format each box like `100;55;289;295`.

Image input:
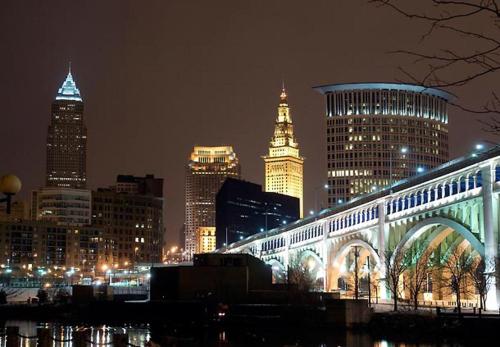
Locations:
313;82;455;101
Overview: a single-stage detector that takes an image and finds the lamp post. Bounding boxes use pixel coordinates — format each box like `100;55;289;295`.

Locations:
0;175;22;214
353;246;360;300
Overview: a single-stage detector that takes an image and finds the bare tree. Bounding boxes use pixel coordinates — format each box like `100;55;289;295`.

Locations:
406;250;431;310
287;255;315;292
440;250;475;314
385;247;409;311
467;257;495;309
370;0;500;129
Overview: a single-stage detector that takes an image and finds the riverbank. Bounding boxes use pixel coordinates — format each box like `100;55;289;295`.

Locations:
2;300;500;344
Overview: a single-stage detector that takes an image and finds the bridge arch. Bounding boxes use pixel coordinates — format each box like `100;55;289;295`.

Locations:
266;258;286;283
329;239;381;292
391;216;485;265
332;239;381;269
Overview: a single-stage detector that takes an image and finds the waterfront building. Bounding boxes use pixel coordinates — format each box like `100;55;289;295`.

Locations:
0;220;102;272
184;146;241;259
31;187;91;226
150;253;272;302
314;83;452;206
46;66;87;189
215;178;300;249
195;226;216;253
91;175;164;267
263;87;304;217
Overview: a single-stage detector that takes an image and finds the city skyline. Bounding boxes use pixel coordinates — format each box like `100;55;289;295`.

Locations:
1;1;498;246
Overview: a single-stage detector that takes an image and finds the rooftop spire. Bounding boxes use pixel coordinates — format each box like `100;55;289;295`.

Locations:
56;64;82;102
280;81;287;104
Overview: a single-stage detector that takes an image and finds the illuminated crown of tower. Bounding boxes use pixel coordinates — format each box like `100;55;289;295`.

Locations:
55;63;82;102
270;83;298;149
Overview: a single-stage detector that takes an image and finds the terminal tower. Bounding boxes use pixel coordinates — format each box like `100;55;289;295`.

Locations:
263;86;304;217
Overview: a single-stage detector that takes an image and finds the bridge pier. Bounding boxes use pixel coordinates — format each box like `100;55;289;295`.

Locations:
377;201;388;300
482;165;499;310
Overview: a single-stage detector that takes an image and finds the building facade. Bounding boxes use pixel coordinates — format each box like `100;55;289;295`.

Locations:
215;178;300;249
46;67;87;189
195;226;216;253
314;83;452;207
263;87;304;217
0;220;102;272
91;175;164;267
115;174;163;197
185;146;241;258
32;187;92;226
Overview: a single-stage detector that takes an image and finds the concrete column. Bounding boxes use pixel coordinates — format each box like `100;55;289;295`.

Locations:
481;164;499;310
322;221;329;291
283;231;290;270
377;200;388;300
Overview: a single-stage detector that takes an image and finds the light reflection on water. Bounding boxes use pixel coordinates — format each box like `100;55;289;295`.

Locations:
0;321;463;347
0;321;150;347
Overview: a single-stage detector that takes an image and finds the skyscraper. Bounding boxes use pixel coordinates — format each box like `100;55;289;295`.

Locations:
46;66;87;189
184;146;241;258
215;178;300;249
314;82;452;206
263;86;304;217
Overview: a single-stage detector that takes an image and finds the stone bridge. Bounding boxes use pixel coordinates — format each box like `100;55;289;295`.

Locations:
219;147;500;310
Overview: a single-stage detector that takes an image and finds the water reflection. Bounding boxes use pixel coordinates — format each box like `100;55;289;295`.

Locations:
0;321;150;347
0;321;464;347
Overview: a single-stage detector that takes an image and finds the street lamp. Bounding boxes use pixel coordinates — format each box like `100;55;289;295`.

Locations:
353;246;360;300
0;175;22;214
416;166;425;174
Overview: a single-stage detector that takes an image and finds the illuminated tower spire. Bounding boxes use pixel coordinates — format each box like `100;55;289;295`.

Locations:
56;63;82;102
263;85;304;217
46;66;87;189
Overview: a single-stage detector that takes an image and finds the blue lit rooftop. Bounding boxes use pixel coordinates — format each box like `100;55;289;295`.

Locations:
55;69;82;102
313;82;455;101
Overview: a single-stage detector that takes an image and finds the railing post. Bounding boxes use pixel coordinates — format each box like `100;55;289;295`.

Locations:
6;326;19;347
112;333;129;347
37;328;51;347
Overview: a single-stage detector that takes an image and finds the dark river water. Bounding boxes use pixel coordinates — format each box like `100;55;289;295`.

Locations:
0;320;468;347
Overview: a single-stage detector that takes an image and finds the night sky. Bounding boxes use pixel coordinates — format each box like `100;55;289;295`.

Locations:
1;1;497;246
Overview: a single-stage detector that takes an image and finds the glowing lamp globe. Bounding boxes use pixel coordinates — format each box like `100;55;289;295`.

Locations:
0;174;22;195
